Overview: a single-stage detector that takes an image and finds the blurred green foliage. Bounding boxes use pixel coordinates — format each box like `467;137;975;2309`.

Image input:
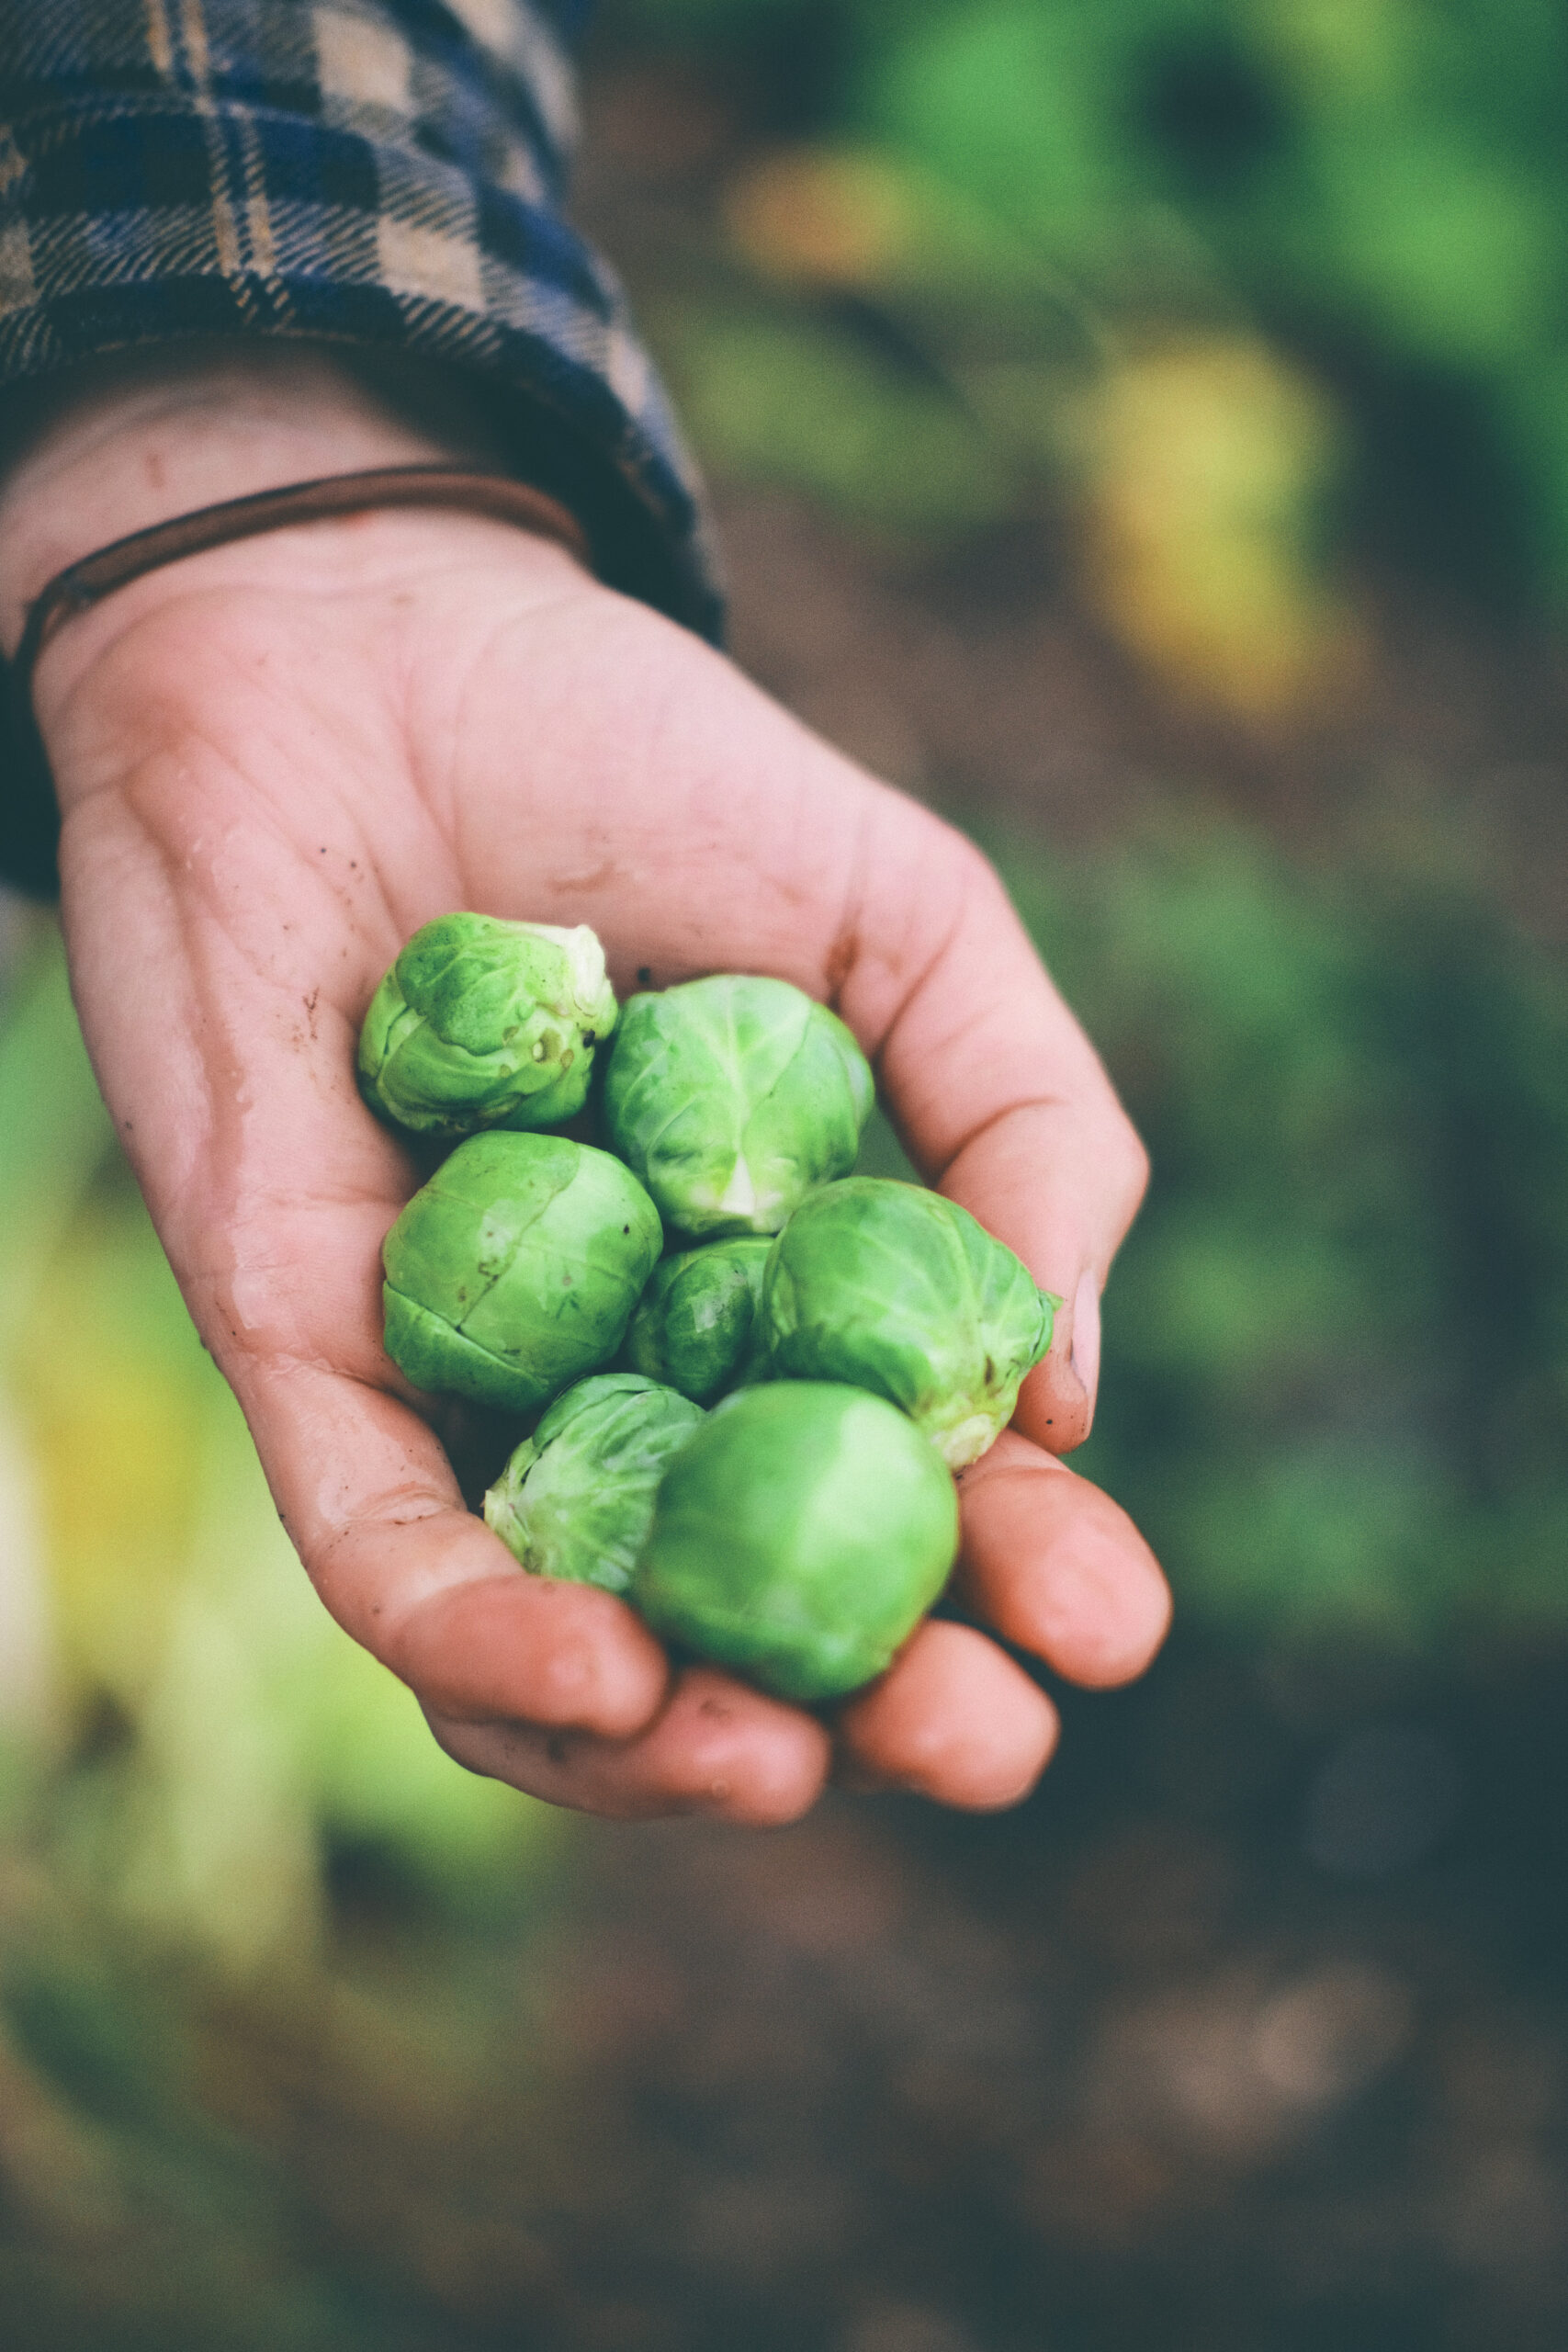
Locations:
661;302;1016;530
616;0;1568;616
992;816;1568;1648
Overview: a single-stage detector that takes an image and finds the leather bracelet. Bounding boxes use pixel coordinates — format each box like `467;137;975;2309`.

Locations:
11;462;592;694
1;463;592;898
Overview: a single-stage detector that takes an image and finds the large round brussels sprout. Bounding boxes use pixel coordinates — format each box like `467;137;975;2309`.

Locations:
761;1178;1056;1468
359;911;616;1135
623;1237;773;1403
382;1134;661;1412
602;975;874;1238
483;1374;704;1591
632;1382;959;1702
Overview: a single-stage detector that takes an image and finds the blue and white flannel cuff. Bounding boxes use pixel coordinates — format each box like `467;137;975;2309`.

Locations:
0;0;720;641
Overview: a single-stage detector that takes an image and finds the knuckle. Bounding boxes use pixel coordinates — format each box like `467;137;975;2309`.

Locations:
532;1632;598;1718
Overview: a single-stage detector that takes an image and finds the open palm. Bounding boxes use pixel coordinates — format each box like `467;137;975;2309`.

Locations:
32;501;1168;1822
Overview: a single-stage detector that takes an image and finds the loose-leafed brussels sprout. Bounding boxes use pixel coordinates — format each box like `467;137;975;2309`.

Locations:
761;1178;1057;1468
632;1382;958;1702
602;975;874;1238
382;1133;661;1412
483;1373;704;1591
623;1236;773;1403
358;911;616;1135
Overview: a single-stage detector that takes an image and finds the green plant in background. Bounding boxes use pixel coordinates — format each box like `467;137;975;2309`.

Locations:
862;0;1568;378
662;300;1018;536
616;0;1568;705
992;816;1568;1649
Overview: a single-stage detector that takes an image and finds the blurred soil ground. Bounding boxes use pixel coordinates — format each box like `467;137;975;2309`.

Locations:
6;1634;1568;2350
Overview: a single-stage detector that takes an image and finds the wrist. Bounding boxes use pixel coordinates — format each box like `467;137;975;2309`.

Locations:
0;343;547;654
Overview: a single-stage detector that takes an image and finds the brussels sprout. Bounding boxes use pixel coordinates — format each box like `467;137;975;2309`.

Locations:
632;1382;959;1702
761;1178;1057;1468
484;1374;704;1591
359;911;616;1135
382;1134;661;1412
602;975;874;1238
623;1237;773;1403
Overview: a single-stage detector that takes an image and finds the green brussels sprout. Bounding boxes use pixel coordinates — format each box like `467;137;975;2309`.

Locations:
761;1178;1057;1468
623;1237;773;1403
602;975;874;1238
484;1374;705;1591
359;911;616;1135
632;1382;959;1702
382;1133;661;1412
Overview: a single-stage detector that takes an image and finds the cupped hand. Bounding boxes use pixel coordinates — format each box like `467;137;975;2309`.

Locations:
14;384;1168;1823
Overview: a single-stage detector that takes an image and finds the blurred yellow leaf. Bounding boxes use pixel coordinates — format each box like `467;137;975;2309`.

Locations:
1252;0;1413;107
1072;338;1362;718
0;927;115;1362
16;1204;206;1714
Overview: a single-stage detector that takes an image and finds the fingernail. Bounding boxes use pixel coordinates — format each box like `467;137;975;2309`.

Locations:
1069;1269;1101;1402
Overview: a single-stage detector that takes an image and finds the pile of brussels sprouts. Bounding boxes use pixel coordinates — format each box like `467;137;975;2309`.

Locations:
362;914;1058;1704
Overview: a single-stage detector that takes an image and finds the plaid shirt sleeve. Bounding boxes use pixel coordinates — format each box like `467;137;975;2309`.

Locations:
0;2;720;854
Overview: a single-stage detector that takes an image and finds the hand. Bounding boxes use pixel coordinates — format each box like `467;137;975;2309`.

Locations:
1;350;1168;1823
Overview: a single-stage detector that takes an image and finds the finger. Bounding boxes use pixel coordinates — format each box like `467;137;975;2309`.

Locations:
230;1355;670;1737
371;1572;670;1736
957;1431;1171;1689
834;1619;1059;1810
947;1107;1140;1453
847;831;1147;1453
424;1665;832;1826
